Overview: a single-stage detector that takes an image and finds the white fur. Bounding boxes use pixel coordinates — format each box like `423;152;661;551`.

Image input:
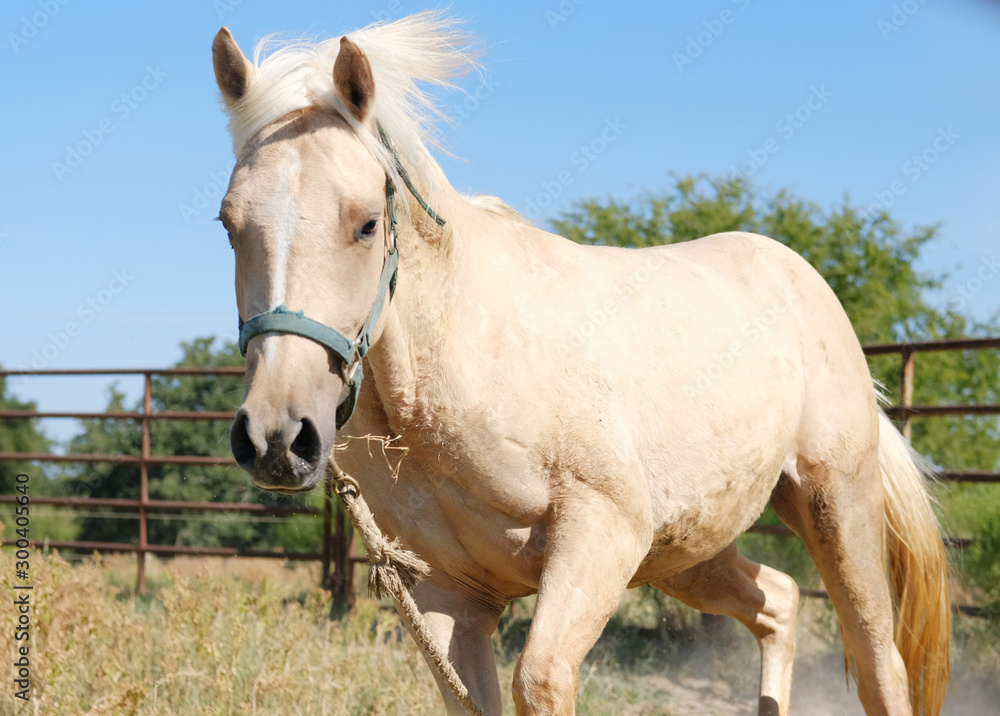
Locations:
262;147;300;361
266;147;300;308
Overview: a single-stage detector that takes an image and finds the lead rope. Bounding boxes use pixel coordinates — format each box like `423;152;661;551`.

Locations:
328;127;476;713
328;456;485;716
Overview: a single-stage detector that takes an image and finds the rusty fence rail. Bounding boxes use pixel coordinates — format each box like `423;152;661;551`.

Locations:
1;337;998;613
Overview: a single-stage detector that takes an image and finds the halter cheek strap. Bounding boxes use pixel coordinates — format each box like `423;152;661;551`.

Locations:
238;247;398;428
237;125;443;429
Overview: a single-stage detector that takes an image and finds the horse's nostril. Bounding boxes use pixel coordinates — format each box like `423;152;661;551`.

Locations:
289;417;322;467
230;411;257;471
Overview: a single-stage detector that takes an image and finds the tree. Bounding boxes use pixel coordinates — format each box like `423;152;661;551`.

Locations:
58;338;323;552
0;371;80;541
0;372;50;495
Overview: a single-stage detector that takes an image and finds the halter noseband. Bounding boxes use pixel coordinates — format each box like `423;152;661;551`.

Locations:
237;125;445;429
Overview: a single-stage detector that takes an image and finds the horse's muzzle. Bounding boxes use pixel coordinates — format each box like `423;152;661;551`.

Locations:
231;408;327;493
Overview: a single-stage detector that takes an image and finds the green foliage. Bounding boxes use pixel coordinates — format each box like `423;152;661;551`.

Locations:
0;373;50;494
964;516;1000;613
57;338;325;553
736;506;819;587
0;372;79;541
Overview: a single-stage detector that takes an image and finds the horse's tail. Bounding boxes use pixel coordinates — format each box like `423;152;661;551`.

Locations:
874;410;951;716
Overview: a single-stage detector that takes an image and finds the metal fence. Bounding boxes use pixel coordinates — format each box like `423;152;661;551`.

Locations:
0;367;360;604
1;337;998;612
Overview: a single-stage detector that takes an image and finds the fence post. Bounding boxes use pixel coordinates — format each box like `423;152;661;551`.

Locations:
329;492;354;616
137;372;152;593
900;347;915;441
322;476;332;589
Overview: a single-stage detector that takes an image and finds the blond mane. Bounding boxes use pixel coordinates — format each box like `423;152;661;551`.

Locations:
221;11;480;209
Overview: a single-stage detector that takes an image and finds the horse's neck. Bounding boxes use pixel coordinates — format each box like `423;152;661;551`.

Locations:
367;190;502;432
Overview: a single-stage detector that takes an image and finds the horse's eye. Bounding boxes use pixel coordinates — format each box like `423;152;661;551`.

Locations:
360;219;378;238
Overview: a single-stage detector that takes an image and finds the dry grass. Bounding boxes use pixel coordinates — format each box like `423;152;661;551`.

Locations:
2;548;998;715
0;550;756;716
1;552;445;715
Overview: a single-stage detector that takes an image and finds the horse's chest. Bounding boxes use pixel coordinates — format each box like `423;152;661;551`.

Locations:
401;420;551;521
350;429;552;592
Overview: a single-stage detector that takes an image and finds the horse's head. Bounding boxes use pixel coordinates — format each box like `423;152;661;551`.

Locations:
213;28;395;493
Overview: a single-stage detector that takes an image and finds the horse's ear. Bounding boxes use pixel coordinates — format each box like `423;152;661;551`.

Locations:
333;36;375;122
213;27;254;108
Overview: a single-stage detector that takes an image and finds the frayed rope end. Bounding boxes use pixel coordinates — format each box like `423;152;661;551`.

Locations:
367;538;431;600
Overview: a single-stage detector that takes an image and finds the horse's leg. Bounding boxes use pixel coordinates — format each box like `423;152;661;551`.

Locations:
772;455;911;715
512;507;648;715
651;543;799;716
404;575;505;715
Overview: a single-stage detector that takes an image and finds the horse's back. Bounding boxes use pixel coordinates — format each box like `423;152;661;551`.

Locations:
556;229;871;418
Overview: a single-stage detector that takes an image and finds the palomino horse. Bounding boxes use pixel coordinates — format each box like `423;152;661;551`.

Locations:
213;13;950;715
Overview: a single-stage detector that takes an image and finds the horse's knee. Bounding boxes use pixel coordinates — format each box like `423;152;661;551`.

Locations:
752;567;799;647
512;651;577;716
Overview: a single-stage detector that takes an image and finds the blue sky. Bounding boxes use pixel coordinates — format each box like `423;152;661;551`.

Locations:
1;0;999;441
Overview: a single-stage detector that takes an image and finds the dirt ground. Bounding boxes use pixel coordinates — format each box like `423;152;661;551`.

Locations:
621;629;999;716
652;657;999;716
571;594;1000;716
